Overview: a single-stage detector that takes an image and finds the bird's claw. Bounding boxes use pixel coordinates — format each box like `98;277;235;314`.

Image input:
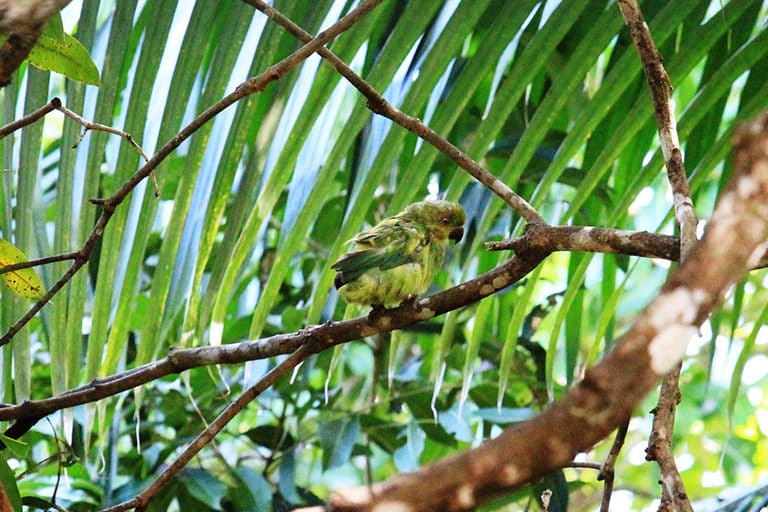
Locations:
367;304;386;325
400;294;420;310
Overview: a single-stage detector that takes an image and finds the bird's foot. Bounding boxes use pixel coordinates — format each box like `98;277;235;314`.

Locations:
367;304;387;325
400;294;420;310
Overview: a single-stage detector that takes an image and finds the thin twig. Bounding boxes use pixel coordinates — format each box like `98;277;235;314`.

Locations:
0;250;81;276
54;101;159;194
617;2;696;510
646;364;685;511
565;462;602;471
0;0;386;346
0;98;150;162
0;99;58;138
0;96;153;194
599;419;629;512
243;0;545;225
366;334;386;487
55;103;150;160
100;346;313;512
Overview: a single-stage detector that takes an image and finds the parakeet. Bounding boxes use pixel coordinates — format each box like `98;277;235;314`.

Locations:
332;200;465;308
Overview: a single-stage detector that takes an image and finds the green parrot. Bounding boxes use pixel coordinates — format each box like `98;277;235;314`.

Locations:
332;200;466;308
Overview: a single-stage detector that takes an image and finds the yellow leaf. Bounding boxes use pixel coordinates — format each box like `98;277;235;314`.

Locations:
0;239;45;300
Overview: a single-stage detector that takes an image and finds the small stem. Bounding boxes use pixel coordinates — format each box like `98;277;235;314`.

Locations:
599;419;629;512
0;251;82;276
0;99;58;138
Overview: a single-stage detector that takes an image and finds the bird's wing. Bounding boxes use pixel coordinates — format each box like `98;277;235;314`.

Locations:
332;219;424;285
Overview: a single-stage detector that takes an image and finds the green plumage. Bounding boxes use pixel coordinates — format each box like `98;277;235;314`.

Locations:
332;200;465;307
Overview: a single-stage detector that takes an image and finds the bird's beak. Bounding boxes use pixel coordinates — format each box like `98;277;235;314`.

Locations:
449;227;464;243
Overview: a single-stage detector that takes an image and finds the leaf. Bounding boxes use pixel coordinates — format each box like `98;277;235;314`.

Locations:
40;13;65;42
177;468;226;510
402;392;456;445
0;456;21;512
278;449;302;504
0;239;45;300
244;425;295;450
230;467;273;512
27;32;100;85
727;301;768;424
0;435;28;459
393;420;425;472
317;417;360;470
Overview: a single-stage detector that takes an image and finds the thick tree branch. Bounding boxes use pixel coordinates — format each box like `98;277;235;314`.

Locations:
321;112;768;512
242;0;545;225
0;0;386;346
487;225;679;260
0;0;73;86
6;218;768;430
0;253;547;434
617;1;698;509
5;217;768;436
487;224;768;269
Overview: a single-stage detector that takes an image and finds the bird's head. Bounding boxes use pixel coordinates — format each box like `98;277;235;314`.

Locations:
406;200;466;243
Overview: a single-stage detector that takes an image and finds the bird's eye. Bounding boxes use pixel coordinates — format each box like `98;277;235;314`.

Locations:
442;218;449;224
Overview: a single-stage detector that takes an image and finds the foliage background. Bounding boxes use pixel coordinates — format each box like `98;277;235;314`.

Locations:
1;0;768;510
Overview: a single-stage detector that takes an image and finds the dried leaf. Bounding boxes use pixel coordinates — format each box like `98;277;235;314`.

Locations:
0;239;45;300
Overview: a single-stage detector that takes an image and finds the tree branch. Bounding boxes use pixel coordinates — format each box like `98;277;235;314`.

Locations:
0;250;80;276
242;0;545;226
0;0;386;346
5;214;768;437
0;97;154;194
0;98;57;136
486;223;768;269
0;98;150;159
320;112;768;512
100;346;313;512
616;0;698;259
0;0;73;86
599;419;629;512
487;224;679;260
616;1;698;509
0;251;547;436
55;101;149;160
